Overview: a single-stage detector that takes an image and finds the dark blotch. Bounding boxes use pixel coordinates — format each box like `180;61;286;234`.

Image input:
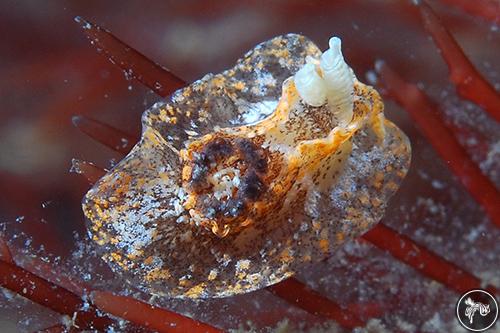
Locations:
236;138;267;173
240;170;266;201
189;138;234;191
204;138;234;162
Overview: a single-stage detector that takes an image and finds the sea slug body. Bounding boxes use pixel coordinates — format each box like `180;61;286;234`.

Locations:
83;34;411;298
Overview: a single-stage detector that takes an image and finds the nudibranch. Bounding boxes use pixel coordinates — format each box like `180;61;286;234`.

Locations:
83;34;411;298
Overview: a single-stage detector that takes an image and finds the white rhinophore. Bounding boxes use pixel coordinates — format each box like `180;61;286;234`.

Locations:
320;37;354;125
293;62;327;107
294;36;355;126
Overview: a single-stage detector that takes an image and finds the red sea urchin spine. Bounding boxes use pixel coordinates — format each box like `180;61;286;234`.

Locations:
0;236;13;263
0;239;112;329
72;115;138;154
0;239;224;332
375;61;500;228
75;17;185;97
20;255;90;297
419;1;500;122
90;290;224;333
70;159;107;184
363;224;499;296
438;0;500;24
267;278;365;329
0;260;114;330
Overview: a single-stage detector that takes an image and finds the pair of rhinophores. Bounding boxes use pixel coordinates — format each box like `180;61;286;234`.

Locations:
83;34;411;298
